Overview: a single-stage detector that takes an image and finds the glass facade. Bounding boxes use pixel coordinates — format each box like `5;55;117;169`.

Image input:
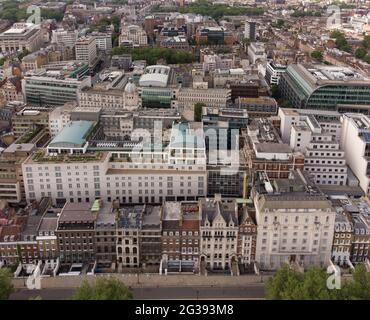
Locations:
140;88;172;108
25;79;81;106
280;65;370;111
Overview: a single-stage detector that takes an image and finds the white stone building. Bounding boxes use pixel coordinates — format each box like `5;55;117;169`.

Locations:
253;171;336;271
91;32;112;53
75;36;97;66
202;54;233;72
213;68;246;88
340;113;370;195
119;25;148;47
176;87;231;119
22;122;207;205
247;42;266;64
51;29;79;48
279;108;342;143
199;195;238;271
0;23;42;53
48;102;76;137
287;114;347;186
78;74;140;111
265;60;286;85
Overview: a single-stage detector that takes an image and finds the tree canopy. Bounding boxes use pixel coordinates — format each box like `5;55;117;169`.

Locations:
41;9;65;22
311;50;323;61
152;0;264;20
0;268;14;300
18;49;30;61
355;47;367;60
111;47;195;65
88;16;120;48
266;264;370;300
291;10;321;17
194;102;205;122
0;1;28;23
73;277;133;300
330;31;351;52
363;35;370;49
271;84;280;99
271;19;285;29
88;16;120;33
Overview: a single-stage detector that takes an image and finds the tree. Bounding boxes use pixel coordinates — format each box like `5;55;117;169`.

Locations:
355;47;367;59
340;264;370;300
41;9;64;22
0;268;14;300
153;1;264;20
330;30;344;39
0;1;29;23
266;265;303;300
17;49;30;61
364;55;370;64
330;31;351;52
73;277;133;300
311;50;323;61
297;267;334;300
280;100;292;108
111;47;194;65
272;19;284;29
335;37;351;53
194;103;205;122
271;84;280;99
266;264;370;300
362;35;370;49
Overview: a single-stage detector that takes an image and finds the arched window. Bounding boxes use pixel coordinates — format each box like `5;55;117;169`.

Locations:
133;247;137;254
125;247;130;254
118;247;122;254
126;257;130;264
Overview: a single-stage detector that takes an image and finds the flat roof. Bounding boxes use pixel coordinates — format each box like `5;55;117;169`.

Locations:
38;217;58;232
255;142;292;153
307;65;369;81
4;143;35;153
58;202;97;223
169;122;205;149
142;205;161;226
163;202;182;220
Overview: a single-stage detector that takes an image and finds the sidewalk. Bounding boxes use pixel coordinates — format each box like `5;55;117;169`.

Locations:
13;273;270;289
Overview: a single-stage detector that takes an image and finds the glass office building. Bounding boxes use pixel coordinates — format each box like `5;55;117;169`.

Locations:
279;64;370;113
24;73;91;107
140;87;173;108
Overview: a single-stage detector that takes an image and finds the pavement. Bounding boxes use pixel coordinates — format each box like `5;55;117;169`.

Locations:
9;284;265;300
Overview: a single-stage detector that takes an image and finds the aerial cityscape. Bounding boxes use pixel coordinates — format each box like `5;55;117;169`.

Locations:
0;0;370;303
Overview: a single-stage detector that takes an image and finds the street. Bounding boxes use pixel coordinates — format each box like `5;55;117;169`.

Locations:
10;284;265;300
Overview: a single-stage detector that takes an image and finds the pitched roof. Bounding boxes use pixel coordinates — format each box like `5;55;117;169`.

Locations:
200;198;238;226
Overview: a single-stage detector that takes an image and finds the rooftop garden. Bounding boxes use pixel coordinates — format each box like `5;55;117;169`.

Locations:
16;127;42;144
32;150;103;163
